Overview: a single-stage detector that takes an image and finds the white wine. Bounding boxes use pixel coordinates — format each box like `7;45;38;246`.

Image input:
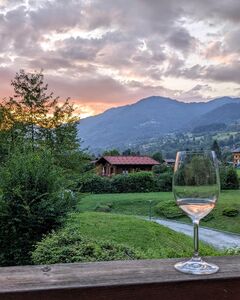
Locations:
173;151;220;274
177;198;216;221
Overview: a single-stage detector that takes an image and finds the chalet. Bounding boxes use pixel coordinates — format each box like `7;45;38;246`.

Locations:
95;156;160;176
163;159;175;166
232;148;240;166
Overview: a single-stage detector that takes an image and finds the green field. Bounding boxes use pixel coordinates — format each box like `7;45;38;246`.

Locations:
237;169;240;178
65;212;218;259
78;190;240;233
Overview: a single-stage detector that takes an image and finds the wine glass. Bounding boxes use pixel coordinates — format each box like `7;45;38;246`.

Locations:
173;150;220;275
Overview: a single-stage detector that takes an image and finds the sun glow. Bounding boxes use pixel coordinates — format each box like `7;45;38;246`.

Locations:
73;103;95;118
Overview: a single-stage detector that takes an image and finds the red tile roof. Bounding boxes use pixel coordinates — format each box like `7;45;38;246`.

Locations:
100;156;160;165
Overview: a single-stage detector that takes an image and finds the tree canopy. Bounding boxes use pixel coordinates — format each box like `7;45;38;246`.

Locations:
0;70;90;173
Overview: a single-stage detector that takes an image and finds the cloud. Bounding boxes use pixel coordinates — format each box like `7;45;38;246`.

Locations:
29;0;84;31
177;84;213;102
182;0;240;23
204;62;240;84
45;73;129;104
167;27;196;54
0;0;240;115
0;66;16;99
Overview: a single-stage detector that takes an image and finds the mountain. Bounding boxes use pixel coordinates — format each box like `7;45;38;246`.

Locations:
78;96;240;152
190;103;240;128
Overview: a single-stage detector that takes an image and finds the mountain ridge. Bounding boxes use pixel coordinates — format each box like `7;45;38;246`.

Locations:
78;96;240;152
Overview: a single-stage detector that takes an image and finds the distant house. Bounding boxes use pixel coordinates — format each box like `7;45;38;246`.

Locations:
232;148;240;166
163;159;175;167
95;156;160;176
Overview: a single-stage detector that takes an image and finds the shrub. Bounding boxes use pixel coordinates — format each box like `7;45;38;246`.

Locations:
79;174;113;193
152;164;170;174
220;166;239;190
32;229;141;265
79;170;174;194
222;207;239;217
94;204;111;212
105;202;113;208
202;212;215;222
112;172;155;193
225;247;240;255
154;201;184;219
111;174;131;193
0;149;75;266
154;171;173;192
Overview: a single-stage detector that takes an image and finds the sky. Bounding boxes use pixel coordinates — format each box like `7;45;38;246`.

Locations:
0;0;240;117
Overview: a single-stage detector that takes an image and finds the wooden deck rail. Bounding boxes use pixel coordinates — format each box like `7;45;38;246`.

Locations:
0;256;240;300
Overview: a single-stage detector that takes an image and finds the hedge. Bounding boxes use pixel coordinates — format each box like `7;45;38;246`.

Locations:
78;165;239;194
79;171;173;194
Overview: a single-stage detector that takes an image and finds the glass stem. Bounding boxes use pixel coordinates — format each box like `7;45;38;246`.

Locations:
193;220;200;259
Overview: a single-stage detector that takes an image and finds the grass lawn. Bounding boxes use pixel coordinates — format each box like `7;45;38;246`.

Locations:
237;169;240;178
66;212;219;259
78;190;240;234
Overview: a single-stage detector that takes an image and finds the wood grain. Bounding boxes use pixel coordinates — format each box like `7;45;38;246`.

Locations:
0;256;239;300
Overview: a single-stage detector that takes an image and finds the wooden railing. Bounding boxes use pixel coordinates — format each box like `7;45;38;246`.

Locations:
0;256;240;300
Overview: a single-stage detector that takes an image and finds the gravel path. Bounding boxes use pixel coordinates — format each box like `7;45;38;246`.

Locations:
153;218;240;250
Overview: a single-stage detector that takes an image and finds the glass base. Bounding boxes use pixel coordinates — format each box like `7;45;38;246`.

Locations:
174;257;219;275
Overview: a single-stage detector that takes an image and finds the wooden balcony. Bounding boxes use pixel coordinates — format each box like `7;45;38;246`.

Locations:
0;256;240;300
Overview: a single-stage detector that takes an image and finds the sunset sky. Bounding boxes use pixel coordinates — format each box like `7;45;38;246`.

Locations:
0;0;240;117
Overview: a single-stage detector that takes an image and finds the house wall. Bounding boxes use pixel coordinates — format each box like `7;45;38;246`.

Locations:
96;163;153;176
233;153;240;166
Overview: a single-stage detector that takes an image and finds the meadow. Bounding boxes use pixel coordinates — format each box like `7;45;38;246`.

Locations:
68;212;219;257
78;190;240;234
237;168;240;178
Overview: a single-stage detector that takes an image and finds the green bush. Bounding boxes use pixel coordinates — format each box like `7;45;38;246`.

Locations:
112;172;155;193
94;204;111;212
152;164;170;174
220;166;239;190
154;171;173;192
79;174;113;193
225;247;240;255
202;212;215;222
105;202;113;208
0;149;76;266
32;229;141;265
222;207;239;217
79;171;173;194
154;201;184;219
111;173;131;193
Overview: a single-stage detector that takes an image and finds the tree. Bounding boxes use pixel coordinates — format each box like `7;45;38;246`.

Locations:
122;149;132;156
211;140;222;160
4;70;58;149
103;149;120;156
0;148;76;266
0;105;27;160
122;148;140;156
152;152;163;163
0;70;90;173
220;166;239;190
152;164;170;175
1;70;78;151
